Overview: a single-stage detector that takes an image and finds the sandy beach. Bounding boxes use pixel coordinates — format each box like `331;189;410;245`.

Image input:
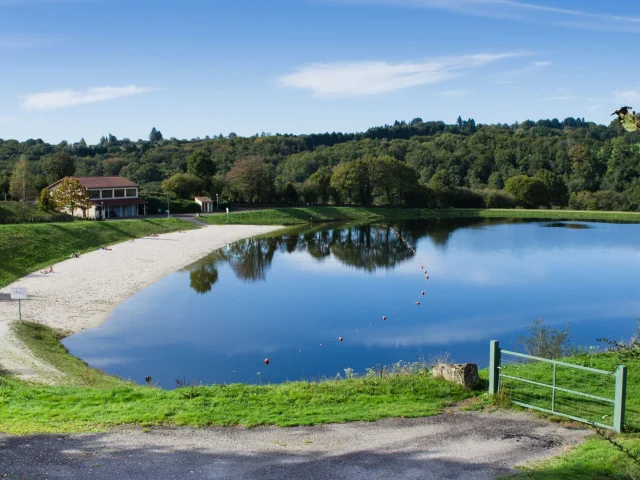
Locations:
0;224;280;384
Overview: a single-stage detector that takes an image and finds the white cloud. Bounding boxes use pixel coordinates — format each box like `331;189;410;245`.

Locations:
549;96;576;101
22;85;159;110
281;52;522;97
441;89;473;97
613;89;640;105
334;0;640;32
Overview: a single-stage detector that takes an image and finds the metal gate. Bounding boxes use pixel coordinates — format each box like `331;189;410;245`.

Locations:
488;340;627;432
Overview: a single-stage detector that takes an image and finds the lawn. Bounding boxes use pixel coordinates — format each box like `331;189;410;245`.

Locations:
2;322;640;478
0;218;195;288
204;206;640;226
495;351;640;479
0;201;71;224
0;323;474;434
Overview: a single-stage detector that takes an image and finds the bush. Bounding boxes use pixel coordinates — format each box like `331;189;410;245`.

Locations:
504;175;550;208
477;189;516;208
569;190;628;211
517;317;573;359
450;188;484;208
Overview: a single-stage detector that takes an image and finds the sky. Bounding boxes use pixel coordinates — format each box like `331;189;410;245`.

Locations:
1;0;639;143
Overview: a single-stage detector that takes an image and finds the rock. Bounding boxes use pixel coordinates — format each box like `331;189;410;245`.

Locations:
432;363;480;388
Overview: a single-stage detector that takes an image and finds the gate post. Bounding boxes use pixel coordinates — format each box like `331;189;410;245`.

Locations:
614;365;627;433
489;340;500;395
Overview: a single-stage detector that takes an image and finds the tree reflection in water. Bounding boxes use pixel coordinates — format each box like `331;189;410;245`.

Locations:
183;218;505;294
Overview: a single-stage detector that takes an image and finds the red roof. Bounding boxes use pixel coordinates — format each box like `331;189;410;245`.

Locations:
92;198;147;206
47;176;139;190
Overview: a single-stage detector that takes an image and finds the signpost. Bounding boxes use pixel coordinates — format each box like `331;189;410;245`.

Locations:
226;207;229;223
10;287;27;322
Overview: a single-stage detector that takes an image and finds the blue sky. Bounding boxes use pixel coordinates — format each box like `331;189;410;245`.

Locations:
1;0;639;143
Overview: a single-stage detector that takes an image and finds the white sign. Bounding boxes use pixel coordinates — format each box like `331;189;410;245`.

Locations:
226;207;229;213
10;287;27;300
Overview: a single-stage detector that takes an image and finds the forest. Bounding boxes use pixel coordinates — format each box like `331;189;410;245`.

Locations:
2;115;640;212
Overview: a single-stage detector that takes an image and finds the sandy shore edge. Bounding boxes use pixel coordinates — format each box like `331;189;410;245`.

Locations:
0;224;281;384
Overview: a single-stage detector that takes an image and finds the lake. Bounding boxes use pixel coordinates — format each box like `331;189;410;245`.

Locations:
63;218;640;388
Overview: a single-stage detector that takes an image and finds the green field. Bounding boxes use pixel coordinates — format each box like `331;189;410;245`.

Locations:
0;322;474;434
204;207;640;226
2;324;640;479
0;201;71;224
0;218;195;288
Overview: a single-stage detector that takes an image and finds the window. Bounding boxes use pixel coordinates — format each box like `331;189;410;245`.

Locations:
114;189;125;198
89;190;101;199
126;188;137;197
102;190;113;198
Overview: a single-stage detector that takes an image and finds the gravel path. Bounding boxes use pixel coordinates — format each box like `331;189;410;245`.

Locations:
0;224;280;384
0;411;587;480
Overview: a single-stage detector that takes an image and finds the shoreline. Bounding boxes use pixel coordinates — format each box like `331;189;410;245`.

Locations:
0;224;281;384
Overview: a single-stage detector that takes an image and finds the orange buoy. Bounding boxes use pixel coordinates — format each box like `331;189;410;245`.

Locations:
264;358;270;365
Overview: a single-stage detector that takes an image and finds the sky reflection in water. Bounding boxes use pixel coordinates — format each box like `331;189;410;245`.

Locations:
63;219;640;388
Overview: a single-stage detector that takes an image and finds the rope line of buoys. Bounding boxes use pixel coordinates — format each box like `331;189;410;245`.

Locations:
241;224;430;375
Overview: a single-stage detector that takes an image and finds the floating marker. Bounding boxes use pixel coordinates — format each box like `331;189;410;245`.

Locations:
264;358;270;365
382;315;387;321
339;337;344;342
416;301;421;306
421;290;425;296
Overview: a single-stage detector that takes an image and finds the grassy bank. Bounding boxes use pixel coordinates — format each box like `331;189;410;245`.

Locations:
0;218;195;288
0;201;71;224
495;351;640;479
11;322;128;388
204;207;640;226
2;322;640;479
0;323;474;434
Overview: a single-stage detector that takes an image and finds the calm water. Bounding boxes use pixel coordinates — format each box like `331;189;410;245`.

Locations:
64;219;640;388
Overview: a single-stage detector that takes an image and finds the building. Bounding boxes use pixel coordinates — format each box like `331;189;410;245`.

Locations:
194;196;214;213
46;176;147;219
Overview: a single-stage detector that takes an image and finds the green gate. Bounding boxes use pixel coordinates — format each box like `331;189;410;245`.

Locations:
488;340;627;432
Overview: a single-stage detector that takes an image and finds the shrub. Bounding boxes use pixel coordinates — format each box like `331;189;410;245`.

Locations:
504;175;550;208
517;317;573;359
477;189;516;208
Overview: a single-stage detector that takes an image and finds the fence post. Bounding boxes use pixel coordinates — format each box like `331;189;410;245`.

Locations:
489;340;500;395
613;365;627;433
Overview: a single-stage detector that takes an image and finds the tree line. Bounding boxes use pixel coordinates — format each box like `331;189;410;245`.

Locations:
2;114;640;212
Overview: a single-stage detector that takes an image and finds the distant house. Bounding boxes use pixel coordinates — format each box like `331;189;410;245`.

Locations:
194;196;214;213
46;176;147;219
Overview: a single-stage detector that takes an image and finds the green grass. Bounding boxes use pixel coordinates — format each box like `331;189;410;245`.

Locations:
0;218;195;288
11;322;129;388
0;201;71;224
494;352;640;479
204;207;640;226
0;326;474;434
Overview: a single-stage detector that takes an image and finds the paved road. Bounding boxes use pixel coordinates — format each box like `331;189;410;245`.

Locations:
0;411;587;480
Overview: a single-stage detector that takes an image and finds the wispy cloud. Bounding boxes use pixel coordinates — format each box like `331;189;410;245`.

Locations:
549;96;576;101
493;60;550;87
281;52;522;97
22;85;160;110
614;89;640;105
0;35;41;49
335;0;640;33
441;89;473;97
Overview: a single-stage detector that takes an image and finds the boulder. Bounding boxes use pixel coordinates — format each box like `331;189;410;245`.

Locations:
431;363;480;388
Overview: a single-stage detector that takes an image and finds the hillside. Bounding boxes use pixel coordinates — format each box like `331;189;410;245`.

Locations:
2;116;640;212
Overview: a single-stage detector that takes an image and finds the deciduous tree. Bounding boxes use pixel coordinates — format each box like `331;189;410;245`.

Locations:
9;157;36;201
52;177;93;217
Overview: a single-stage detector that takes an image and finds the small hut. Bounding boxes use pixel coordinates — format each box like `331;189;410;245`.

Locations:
194;196;214;213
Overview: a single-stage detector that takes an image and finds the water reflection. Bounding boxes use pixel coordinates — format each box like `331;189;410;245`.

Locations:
63;218;640;388
184;218;490;293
